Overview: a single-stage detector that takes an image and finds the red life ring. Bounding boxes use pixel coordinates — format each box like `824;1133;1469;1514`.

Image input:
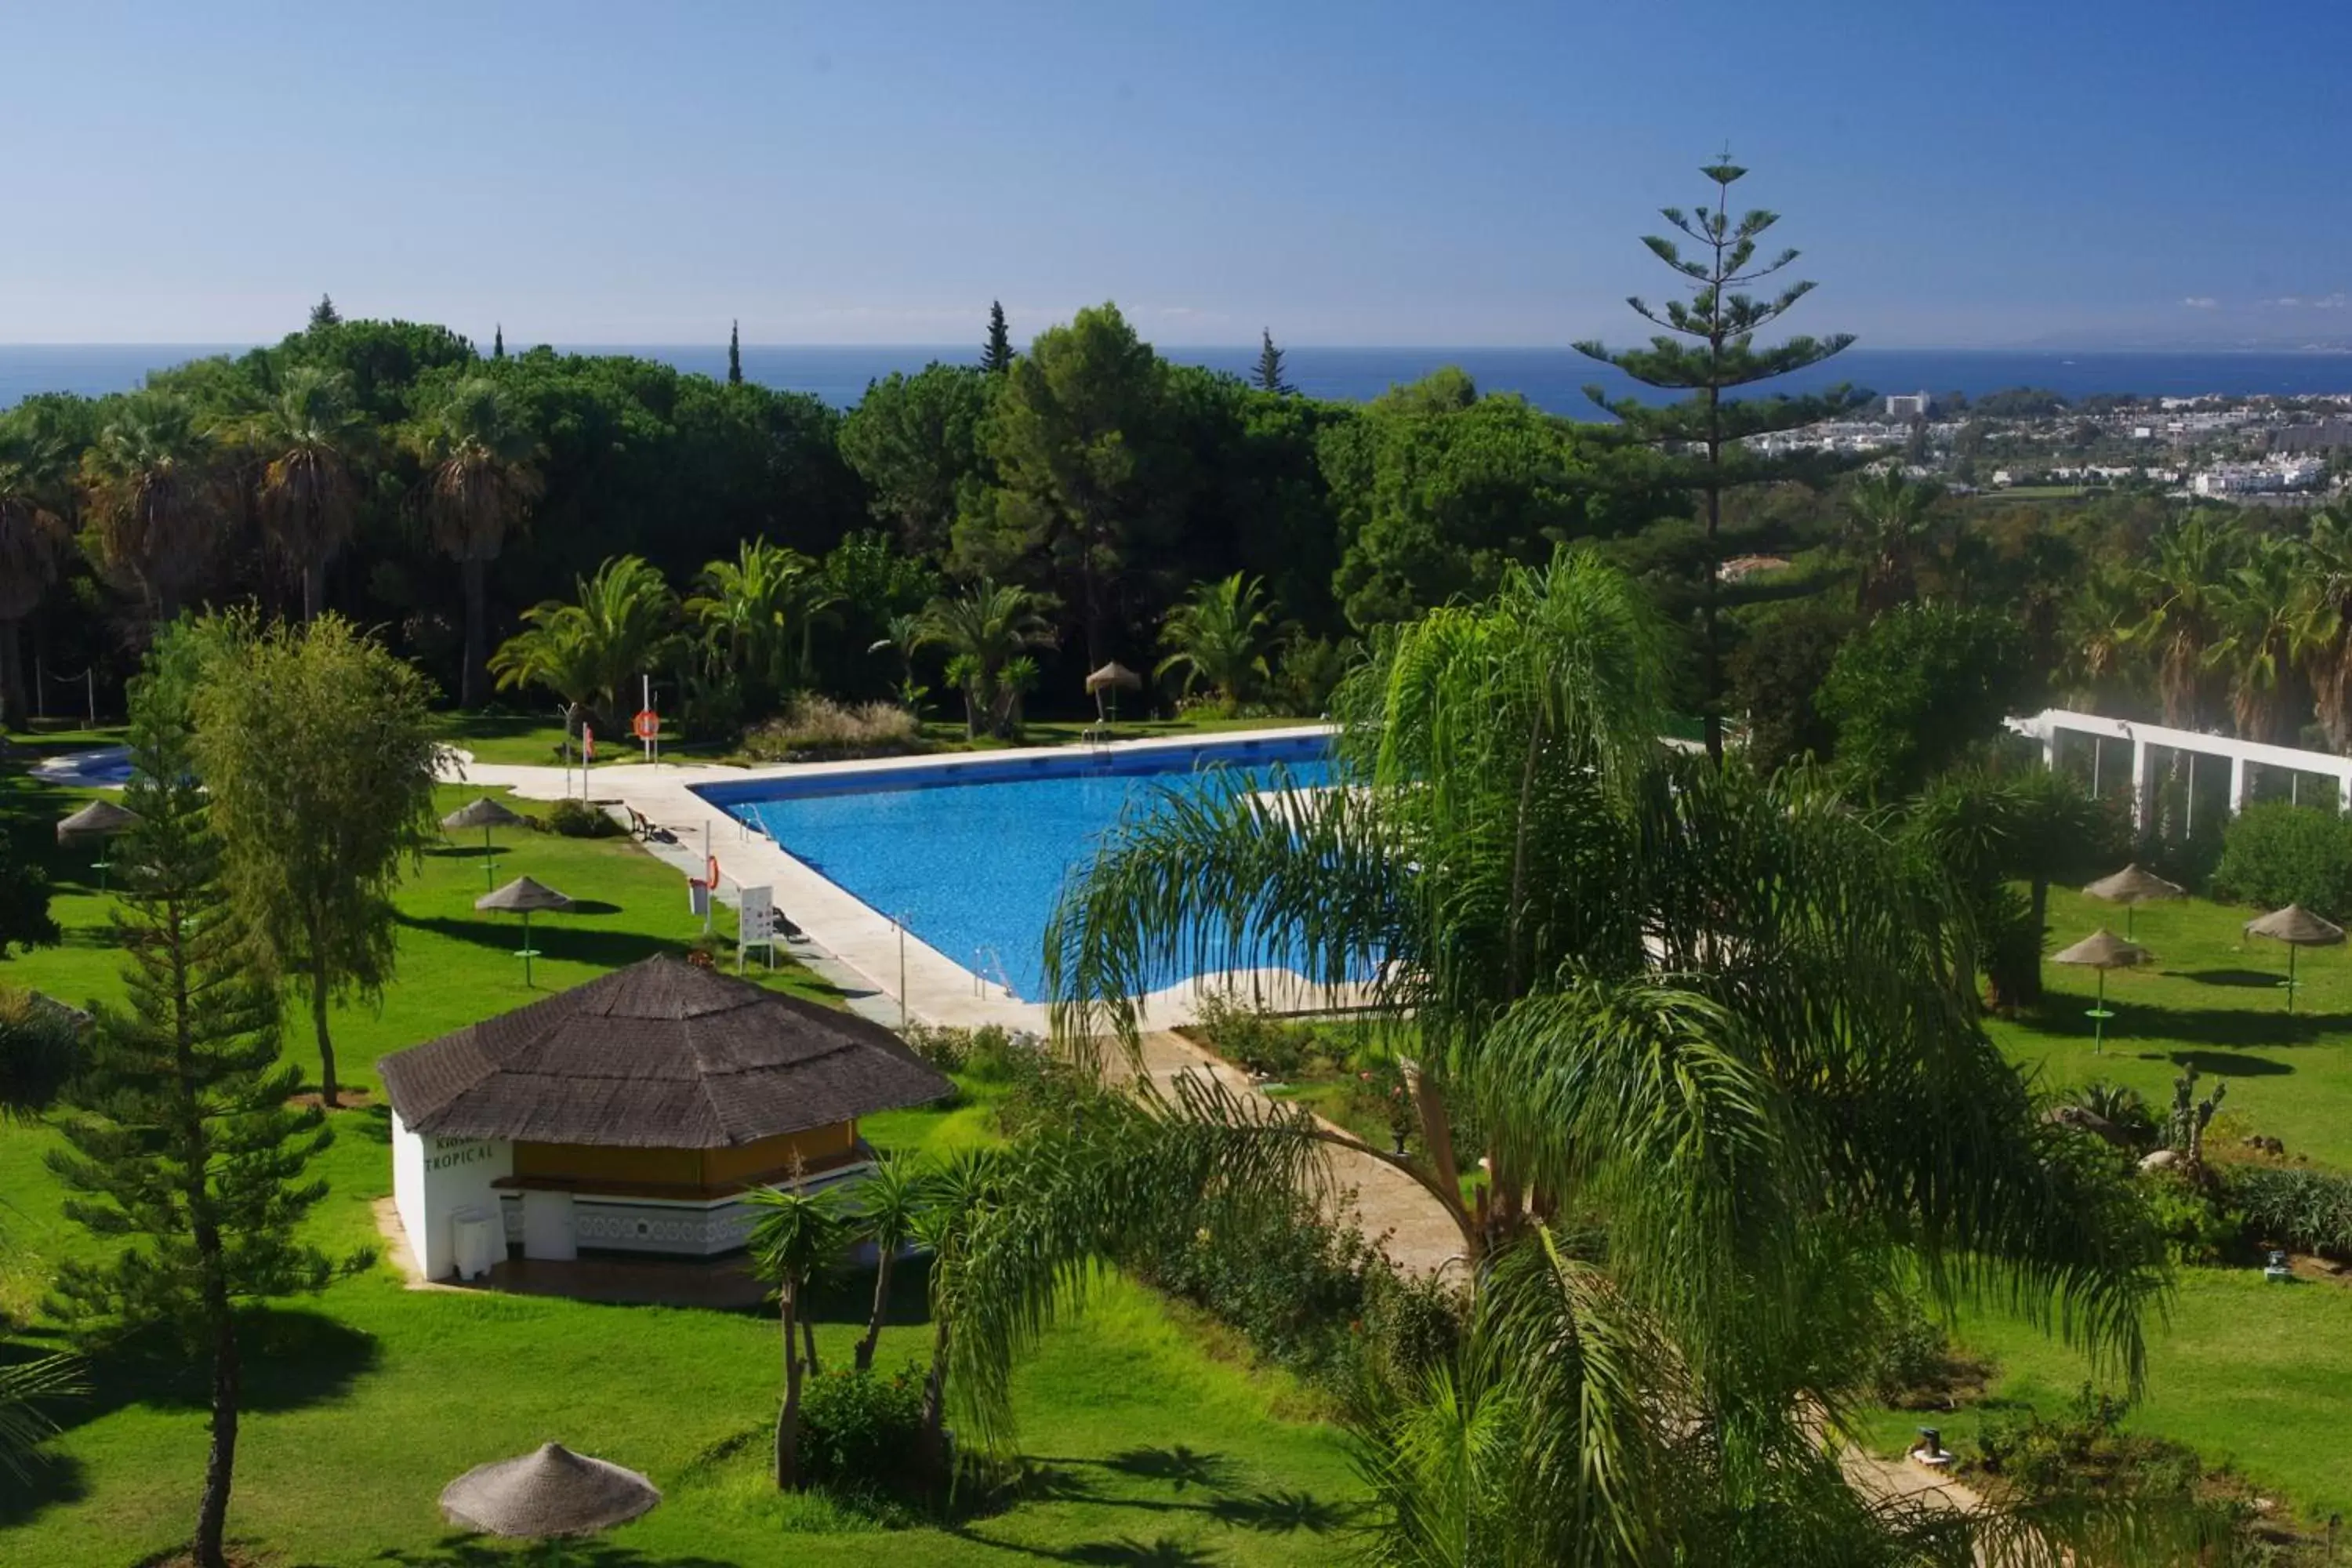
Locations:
706;855;720;890
633;709;659;741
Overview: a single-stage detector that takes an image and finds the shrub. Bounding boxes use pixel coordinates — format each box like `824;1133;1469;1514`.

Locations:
1863;1298;1965;1407
1273;635;1358;717
0;985;89;1116
1191;991;1312;1078
2231;1164;2352;1259
543;797;622;838
900;1022;969;1073
2140;1167;2239;1264
2213;800;2352;920
743;697;921;763
2064;1080;2158;1147
797;1363;927;1492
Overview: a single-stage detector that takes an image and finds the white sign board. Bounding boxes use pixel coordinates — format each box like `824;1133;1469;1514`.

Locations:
739;885;775;971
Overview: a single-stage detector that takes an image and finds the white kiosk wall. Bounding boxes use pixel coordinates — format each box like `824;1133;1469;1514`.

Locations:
390;1111;514;1279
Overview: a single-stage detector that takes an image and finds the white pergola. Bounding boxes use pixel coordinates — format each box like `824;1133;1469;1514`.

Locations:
2008;709;2352;830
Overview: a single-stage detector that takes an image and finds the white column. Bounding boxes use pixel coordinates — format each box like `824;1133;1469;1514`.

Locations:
2230;755;2249;814
2132;738;2150;831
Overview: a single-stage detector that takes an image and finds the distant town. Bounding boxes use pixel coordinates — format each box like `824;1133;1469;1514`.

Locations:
1762;387;2352;502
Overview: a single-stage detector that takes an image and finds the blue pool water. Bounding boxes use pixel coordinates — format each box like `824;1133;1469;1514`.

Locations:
698;737;1332;1000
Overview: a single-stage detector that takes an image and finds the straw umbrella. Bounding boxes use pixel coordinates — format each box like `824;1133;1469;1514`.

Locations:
56;799;139;890
477;877;575;987
1085;661;1142;724
2050;928;2148;1054
2243;903;2345;1013
443;796;527;891
440;1441;659;1564
2082;863;2187;938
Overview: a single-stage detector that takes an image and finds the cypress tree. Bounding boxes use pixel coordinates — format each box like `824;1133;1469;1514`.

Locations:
307;294;340;330
45;632;334;1568
1575;156;1863;761
728;319;743;385
492;324;505;360
981;300;1014;375
1254;328;1292;394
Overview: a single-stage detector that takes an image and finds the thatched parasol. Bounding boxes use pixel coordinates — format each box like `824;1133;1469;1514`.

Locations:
477;877;575;986
58;799;140;890
440;1442;659;1555
2082;864;2187;937
2052;928;2148;1053
443;796;527;891
2244;904;2346;1012
1085;661;1143;722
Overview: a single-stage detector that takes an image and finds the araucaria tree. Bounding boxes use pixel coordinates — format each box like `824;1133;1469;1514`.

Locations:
1254;328;1292;394
45;637;335;1568
981;300;1014;375
187;613;441;1107
728;319;743;385
1577;157;1864;760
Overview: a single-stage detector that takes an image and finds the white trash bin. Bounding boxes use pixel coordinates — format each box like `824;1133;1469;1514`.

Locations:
451;1206;503;1280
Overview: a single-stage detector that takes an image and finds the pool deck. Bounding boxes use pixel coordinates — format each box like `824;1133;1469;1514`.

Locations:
440;726;1343;1033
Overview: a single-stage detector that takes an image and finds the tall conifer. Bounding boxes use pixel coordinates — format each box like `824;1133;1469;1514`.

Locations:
492;324;505;360
1254;328;1292;394
981;301;1014;375
728;320;743;385
307;295;340;330
45;632;334;1568
1576;157;1862;760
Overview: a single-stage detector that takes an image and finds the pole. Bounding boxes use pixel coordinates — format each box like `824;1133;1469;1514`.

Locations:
641;673;652;764
898;917;908;1030
702;822;713;935
483;825;495;890
85;669;94;728
521;910;534;987
2288;944;2299;1014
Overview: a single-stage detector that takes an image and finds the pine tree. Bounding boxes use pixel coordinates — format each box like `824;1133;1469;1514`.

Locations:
728;319;743;385
1575;156;1864;760
981;300;1014;375
45;632;334;1568
307;294;340;330
492;324;505;361
1254;328;1292;394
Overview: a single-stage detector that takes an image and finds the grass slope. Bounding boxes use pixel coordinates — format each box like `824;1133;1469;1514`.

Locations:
0;772;1362;1566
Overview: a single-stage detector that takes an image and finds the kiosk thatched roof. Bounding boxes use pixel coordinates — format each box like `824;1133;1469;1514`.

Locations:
2051;929;2148;970
2082;864;2187;906
379;956;951;1147
443;796;526;832
2245;904;2347;948
56;799;138;842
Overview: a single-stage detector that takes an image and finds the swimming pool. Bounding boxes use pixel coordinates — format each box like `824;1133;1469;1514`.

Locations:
696;735;1333;1000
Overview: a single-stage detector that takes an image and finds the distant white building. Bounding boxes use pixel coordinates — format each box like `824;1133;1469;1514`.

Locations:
2190;459;2327;497
1885;391;1931;419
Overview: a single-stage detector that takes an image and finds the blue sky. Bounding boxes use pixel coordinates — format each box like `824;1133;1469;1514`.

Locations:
4;1;2347;348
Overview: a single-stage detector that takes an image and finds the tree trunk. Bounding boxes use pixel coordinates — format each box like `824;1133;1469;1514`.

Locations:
802;1316;822;1375
775;1286;802;1489
311;957;339;1109
302;561;326;622
2018;877;2051;1007
855;1246;894;1372
194;1247;239;1568
461;557;488;709
0;618;23;731
918;1314;952;1468
1402;1061;1465;1236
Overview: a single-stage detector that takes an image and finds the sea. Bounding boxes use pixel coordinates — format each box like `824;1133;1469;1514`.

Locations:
8;343;2352;416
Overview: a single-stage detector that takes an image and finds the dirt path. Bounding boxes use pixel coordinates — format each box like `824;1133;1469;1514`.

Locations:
1127;1032;1468;1280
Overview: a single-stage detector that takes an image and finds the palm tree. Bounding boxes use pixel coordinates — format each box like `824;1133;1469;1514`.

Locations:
242;366;371;621
2125;512;2235;729
746;1186;848;1490
849;1153;931;1372
1838;467;1942;615
2203;535;2307;743
1156;572;1279;713
920;578;1057;739
868;611;929;713
0;427;74;726
1002;551;2165;1559
2058;563;2146;716
2296;506;2352;749
489;555;678;731
82;391;223;622
0;1354;81;1482
408;379;544;706
687;539;831;717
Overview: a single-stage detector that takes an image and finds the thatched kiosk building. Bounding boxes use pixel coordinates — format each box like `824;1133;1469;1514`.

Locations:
382;956;950;1279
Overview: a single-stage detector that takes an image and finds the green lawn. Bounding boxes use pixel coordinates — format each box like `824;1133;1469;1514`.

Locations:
0;774;1363;1566
1845;882;2352;1526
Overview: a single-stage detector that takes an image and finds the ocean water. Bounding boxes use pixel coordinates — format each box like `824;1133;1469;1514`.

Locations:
700;735;1334;1000
10;342;2352;416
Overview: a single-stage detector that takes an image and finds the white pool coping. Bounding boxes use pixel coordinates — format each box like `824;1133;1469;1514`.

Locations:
445;725;1351;1031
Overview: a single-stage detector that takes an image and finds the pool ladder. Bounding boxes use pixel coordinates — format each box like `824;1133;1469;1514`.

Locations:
972;946;1017;1000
